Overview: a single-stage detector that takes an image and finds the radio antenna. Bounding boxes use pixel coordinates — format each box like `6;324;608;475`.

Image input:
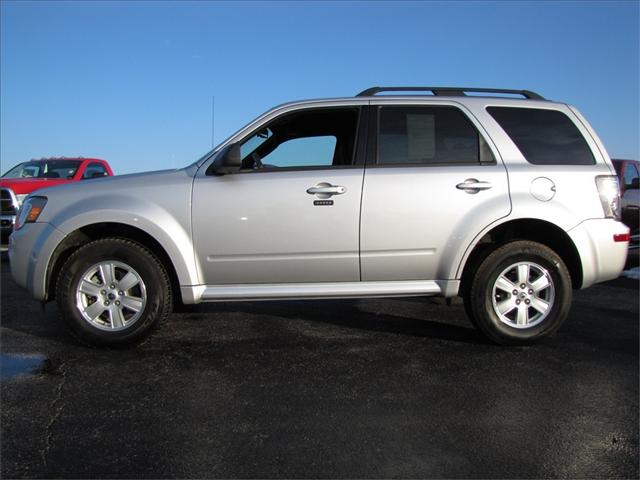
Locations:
211;95;215;148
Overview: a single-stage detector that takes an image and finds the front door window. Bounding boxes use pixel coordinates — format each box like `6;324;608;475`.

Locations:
238;108;359;170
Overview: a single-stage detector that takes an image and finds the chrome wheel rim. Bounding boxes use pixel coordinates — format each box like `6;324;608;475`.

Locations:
75;261;147;332
491;261;555;329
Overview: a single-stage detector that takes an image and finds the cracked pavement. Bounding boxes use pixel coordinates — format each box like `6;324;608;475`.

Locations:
40;358;70;471
1;259;638;478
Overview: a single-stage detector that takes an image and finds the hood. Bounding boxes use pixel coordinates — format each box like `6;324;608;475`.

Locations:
0;177;72;195
32;167;195;200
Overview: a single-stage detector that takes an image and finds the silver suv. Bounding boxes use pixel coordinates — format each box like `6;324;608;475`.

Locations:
9;87;630;347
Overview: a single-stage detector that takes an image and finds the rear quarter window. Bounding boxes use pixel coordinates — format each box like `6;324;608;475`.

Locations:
487;107;595;165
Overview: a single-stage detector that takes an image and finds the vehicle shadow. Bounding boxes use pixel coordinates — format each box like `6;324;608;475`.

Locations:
176;297;488;345
1;259;486;347
0;303;75;346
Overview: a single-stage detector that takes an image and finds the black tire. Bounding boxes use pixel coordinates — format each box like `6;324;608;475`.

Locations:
55;238;172;348
464;240;572;345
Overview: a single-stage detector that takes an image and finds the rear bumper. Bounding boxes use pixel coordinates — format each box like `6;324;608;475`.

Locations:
567;218;629;288
8;222;66;300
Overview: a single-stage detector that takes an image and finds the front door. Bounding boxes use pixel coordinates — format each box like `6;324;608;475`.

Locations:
192;106;365;285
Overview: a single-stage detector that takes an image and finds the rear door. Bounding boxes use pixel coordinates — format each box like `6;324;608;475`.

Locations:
360;101;511;281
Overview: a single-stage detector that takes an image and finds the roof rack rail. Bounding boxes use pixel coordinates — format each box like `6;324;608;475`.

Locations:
356;86;545;100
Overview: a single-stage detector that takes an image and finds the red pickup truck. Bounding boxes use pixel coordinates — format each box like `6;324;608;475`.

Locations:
1;157;114;251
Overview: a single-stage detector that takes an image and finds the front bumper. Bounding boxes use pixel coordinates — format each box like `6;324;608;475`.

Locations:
567;218;629;288
1;187;20;251
9;222;66;301
1;215;15;251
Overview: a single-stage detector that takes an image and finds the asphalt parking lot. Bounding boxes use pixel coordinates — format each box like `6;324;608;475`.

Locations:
1;259;638;479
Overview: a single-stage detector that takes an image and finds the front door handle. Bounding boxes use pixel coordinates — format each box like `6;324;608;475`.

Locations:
456;178;492;194
306;183;347;199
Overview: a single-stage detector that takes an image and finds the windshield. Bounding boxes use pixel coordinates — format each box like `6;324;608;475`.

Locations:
2;160;82;179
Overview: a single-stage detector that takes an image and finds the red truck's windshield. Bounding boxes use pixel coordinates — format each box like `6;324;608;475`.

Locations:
2;160;82;179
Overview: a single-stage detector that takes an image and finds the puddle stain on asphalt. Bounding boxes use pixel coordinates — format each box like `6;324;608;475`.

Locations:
0;354;60;380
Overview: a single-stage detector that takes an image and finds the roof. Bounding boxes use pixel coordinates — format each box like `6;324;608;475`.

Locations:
26;157;107;163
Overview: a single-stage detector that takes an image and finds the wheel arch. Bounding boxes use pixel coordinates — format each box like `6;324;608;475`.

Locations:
45;222;185;304
459;218;583;294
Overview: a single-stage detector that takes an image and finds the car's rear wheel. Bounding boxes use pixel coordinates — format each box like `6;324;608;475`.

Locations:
56;238;171;347
465;240;572;345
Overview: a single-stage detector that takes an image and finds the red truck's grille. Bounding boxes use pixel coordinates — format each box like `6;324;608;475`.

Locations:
1;188;18;216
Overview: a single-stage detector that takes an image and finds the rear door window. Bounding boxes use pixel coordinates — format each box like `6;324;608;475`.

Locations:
83;163;108;179
487;107;595;165
377;106;494;165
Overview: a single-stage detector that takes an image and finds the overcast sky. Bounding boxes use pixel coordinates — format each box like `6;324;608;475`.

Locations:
1;1;638;174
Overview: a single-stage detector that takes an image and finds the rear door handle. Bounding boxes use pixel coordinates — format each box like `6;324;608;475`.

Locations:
456;178;492;194
306;183;347;198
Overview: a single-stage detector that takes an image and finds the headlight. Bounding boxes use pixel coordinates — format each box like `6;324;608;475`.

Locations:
15;193;28;206
595;176;621;221
15;196;47;230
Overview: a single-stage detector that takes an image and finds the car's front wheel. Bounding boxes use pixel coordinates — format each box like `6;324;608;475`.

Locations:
465;240;572;345
56;238;172;347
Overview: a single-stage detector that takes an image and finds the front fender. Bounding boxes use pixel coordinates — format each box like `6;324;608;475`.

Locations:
51;195;201;287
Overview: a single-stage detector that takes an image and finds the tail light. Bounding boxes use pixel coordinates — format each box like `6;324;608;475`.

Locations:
614;233;630;242
595;176;621;221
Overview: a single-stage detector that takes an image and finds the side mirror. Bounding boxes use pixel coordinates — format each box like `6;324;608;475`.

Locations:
209;143;242;175
630;177;639;190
